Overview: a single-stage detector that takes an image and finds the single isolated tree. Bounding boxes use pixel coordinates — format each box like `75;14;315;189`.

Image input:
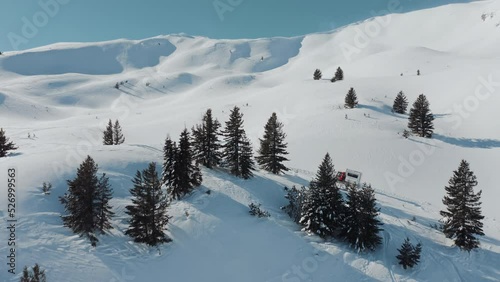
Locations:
191;108;222;168
331;67;344;82
408;94;434;138
300;153;344;238
60;156;113;246
102;119;114;145
396;238;422;269
393;91;408;114
113;120;125;145
221;106;255;179
342;183;383;251
125;162;172;246
344;87;358;109
20;264;46;282
440;160;484;251
313;69;322;80
0;128;18;157
256;112;290;174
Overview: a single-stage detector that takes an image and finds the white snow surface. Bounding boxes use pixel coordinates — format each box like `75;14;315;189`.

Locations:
1;1;500;281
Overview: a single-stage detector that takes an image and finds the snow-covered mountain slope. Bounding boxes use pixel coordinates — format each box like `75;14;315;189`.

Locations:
1;0;500;281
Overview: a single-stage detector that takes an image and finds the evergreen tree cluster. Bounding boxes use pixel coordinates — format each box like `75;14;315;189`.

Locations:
0;128;17;157
396;238;422;269
282;153;383;251
162;130;202;200
59;156;114;246
282;185;306;224
126;162;172;246
248;203;270;218
103;119;125;145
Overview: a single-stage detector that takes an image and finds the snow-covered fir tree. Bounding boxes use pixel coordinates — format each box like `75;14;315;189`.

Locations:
172;129;202;199
113;119;125;145
344;87;358;109
396;237;422;269
95;173;114;233
21;263;46;282
331;67;344;82
313;69;322;80
342;183;383;251
60;156;113;246
162;136;178;194
408;94;434;138
221;106;255;179
0;128;17;157
102;119;114;145
300;153;344;238
191;108;222;168
256;112;289;174
125;162;172;246
440;160;484;251
393;91;408;114
282;185;306;224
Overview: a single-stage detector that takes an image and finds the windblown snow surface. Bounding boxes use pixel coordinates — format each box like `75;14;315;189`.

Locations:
1;1;500;281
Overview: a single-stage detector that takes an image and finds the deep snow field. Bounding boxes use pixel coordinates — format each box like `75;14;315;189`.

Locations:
1;0;500;281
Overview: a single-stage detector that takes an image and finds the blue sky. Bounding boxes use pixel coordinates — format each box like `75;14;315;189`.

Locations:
0;0;471;51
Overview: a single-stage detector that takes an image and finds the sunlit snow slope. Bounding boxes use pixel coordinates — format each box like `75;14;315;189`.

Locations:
1;0;500;281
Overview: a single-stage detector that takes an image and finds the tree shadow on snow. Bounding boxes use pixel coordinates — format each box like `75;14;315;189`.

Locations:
433;134;500;149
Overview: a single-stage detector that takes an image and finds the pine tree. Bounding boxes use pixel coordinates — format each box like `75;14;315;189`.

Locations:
162;136;178;196
440;160;484;251
20;264;46;282
283;186;306;224
344;87;358;109
313;69;322;80
191;109;222;168
239;135;256;179
60;156;107;245
171;129;202;199
393;91;408;114
299;153;344;238
256;112;289;174
396;238;422;269
113;120;125;145
0;128;18;157
331;67;344;82
102;119;114;145
221;106;255;179
408;94;434;138
342;183;383;251
95;173;114;234
125;162;172;246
